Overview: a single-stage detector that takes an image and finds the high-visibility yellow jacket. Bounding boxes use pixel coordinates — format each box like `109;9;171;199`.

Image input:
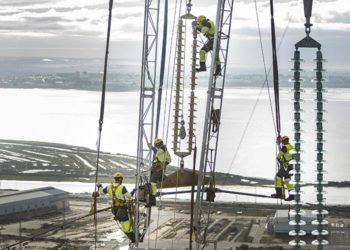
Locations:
197;19;216;39
277;143;294;163
99;183;131;207
153;145;171;167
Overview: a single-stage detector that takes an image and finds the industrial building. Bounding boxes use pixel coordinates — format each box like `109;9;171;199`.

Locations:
0;186;69;223
267;209;320;234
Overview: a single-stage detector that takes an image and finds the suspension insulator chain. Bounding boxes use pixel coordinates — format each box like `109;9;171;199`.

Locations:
290;41;328;250
173;16;197;159
289;50;306;248
289;0;328;247
311;50;329;247
173;18;184;156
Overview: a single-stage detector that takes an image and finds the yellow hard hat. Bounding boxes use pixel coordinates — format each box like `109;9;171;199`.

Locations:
197;15;206;24
281;136;289;142
113;172;124;179
154;138;163;145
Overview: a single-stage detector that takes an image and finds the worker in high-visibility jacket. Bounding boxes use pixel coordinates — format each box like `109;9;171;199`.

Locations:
95;172;136;242
272;135;295;201
194;15;221;76
148;138;171;206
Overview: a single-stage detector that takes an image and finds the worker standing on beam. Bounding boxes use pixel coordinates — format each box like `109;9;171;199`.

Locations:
148;138;172;207
194;15;221;76
272;135;295;201
94;172;136;242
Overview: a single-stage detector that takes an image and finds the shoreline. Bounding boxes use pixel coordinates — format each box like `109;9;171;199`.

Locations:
1;139;349;187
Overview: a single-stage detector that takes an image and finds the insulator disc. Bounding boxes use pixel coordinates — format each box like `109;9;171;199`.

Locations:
289;240;306;246
289;220;306;226
314;109;326;113
290;68;305;72
289;230;306;236
290;200;305;205
314;185;328;191
290;180;305;185
312;210;329;215
313;190;327;194
291;78;305;82
313;58;327;62
289;210;306;216
314;150;327;154
288;190;303;195
312;229;329;236
312;201;327;206
311;239;329;246
313;169;328;174
289;160;305;166
312;219;328;225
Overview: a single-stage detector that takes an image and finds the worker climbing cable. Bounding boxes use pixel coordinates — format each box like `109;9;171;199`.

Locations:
193;15;221;76
271;135;295;201
92;172;137;242
147;138;172;207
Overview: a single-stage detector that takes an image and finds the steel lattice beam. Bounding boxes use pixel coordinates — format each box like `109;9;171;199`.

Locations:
134;0;160;246
194;0;235;247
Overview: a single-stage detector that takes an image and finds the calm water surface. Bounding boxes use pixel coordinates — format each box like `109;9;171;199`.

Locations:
0;87;348;184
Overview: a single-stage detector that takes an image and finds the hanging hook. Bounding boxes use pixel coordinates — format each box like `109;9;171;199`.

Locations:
303;0;313;36
181;0;196;19
186;0;192;14
180;157;184;169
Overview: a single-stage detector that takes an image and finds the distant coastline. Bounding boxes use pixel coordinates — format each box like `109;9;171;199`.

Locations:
1;139;349;187
1;57;350;90
1;71;350;90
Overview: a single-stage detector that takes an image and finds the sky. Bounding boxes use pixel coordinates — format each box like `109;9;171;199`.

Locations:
0;0;349;70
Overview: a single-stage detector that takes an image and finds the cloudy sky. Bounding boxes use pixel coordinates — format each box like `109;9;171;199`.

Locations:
0;0;349;69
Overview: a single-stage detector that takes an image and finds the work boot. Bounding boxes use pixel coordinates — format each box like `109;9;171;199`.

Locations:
285;194;295;201
145;194;156;207
214;64;221;76
196;62;206;72
271;188;283;199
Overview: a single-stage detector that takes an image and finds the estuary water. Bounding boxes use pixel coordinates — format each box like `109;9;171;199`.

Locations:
0;87;349;184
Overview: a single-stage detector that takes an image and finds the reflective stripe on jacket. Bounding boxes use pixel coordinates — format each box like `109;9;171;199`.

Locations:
100;183;131;207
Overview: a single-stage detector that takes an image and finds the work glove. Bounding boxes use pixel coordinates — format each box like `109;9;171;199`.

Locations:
92;191;99;198
96;183;102;189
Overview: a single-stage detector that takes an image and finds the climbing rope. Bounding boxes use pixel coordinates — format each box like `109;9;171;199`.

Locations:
92;0;114;249
163;0;181;140
220;0;294;189
151;0;184;247
254;0;277;136
158;0;198;246
154;0;181;245
269;0;281;137
269;0;283;203
155;0;169;138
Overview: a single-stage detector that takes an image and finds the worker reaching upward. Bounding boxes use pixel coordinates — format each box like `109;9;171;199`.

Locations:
94;172;136;242
194;15;221;76
148;138;172;207
272;135;295;201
